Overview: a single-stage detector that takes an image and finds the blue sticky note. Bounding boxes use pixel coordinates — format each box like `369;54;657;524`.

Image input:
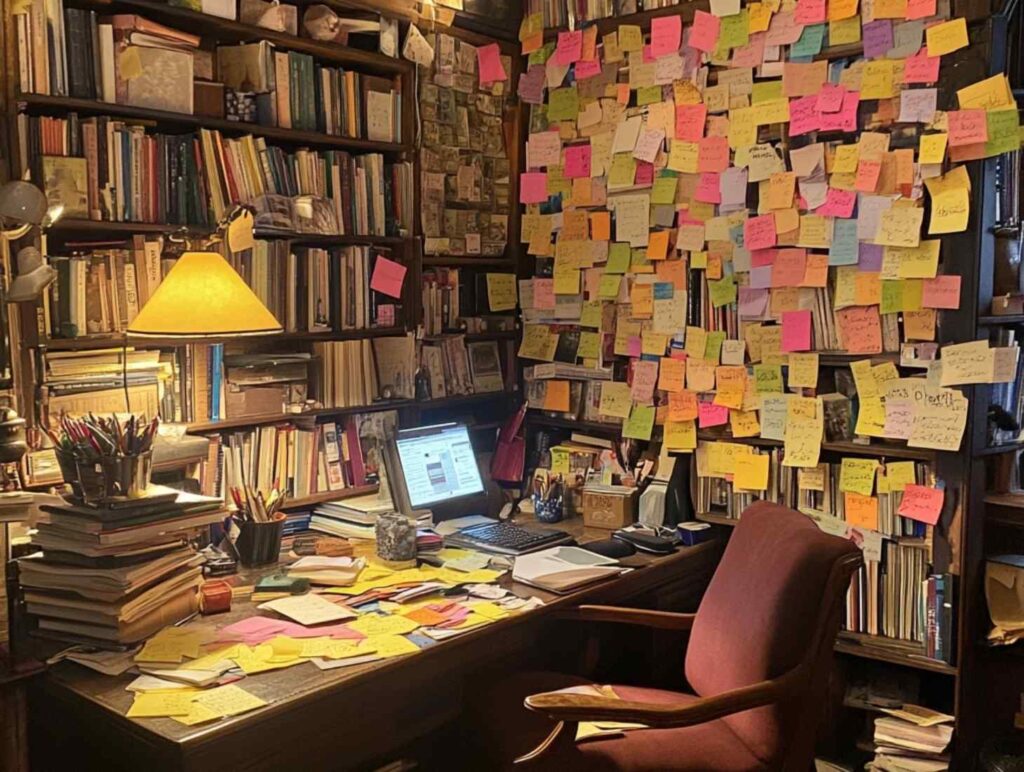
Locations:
653;282;674;300
829;219;859;266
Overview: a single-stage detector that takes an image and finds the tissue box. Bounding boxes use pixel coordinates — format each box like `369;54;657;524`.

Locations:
677;522;714;546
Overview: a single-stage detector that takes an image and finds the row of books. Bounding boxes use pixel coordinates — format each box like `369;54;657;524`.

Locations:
846;542;930;644
210;416;369;502
421;268;513;336
523;0;680;34
20;489;224;644
19;113;413;236
693;449;934;540
217;42;402;142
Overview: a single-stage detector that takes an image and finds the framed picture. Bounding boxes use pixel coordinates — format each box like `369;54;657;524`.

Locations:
467;341;503;392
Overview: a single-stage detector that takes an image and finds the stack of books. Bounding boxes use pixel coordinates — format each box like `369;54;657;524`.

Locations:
20;487;226;645
310;493;419;540
870;707;954;771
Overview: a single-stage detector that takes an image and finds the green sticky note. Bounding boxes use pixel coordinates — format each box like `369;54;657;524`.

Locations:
598;273;622;299
705;330;726;363
651;176;678;205
707;275;737;308
637;85;663;106
528;42;554;67
548;85;580;122
623;404;655;440
752;80;784;104
985;109;1021;157
719;10;750;48
753;364;784;393
630;248;651;271
880;280;903;315
577;331;602;360
608;153;637;188
580;300;603;328
607;242;631;273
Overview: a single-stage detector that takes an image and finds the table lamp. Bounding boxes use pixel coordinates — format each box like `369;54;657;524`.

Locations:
127;250;283;338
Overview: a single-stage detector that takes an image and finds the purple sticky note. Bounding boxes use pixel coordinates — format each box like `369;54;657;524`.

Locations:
862;20;894;60
739;287;771;318
517;65;546;105
749;265;773;290
858;243;884;271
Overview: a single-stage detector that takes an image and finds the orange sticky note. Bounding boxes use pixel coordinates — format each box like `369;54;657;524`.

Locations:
542;380;570;411
647;230;670;260
668;389;699;421
844;492;878;530
658;357;686;392
591;211;611;240
656;259;688;290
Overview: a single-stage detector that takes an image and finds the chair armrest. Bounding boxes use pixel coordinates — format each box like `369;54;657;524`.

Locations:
524;666;802;729
557;605;697;631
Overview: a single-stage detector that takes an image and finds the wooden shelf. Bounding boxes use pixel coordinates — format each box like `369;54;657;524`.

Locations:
280;484;378;510
526;413;622;435
695;512;739;527
422;256;518;268
976;440;1024;456
60;0;409;75
185;391;518;434
695;432;937;462
38;326;406;351
423;329;518;342
817;352;901;366
19;94;410;154
979;314;1024;325
834;631;957;675
46;219;410;247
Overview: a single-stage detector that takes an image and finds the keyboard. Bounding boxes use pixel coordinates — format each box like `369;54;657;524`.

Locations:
444;521;574;556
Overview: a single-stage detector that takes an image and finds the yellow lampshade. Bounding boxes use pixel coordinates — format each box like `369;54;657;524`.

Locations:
127;251;282;338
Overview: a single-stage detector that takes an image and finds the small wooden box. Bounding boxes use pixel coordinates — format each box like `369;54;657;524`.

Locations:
194;81;226;119
582;488;637;530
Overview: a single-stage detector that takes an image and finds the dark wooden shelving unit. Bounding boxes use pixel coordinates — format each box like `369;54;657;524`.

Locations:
18;94;411;154
38;326;407;351
279;483;379;511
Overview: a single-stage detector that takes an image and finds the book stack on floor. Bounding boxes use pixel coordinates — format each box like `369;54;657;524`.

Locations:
869;706;954;772
20;487;227;645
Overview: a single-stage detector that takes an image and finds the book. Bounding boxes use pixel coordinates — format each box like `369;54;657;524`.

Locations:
511;546;624;594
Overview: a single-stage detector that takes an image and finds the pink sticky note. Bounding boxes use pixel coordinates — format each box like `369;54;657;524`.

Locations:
370;256;407;299
794;0;826;24
626;336;642;358
575;59;602;79
697;136;730;173
897;484;944;525
788;94;821;137
689;11;721;53
781;310;812;352
948;110;988;147
817;188;856;218
477;43;507;84
745;214;777;251
555;30;583;64
921;275;961;309
564;144;592;178
819;90;859;132
730;33;766;69
906;0;937;20
520;172;548;203
634;162;655;187
651;15;682;57
675;103;708;142
695;172;722;204
772;249;807;287
534;278;555;309
816;83;845;113
903;48;940;84
750;248;777;268
698;400;729;428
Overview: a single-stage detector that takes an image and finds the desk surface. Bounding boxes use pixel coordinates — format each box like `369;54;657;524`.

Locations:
33;518;722;771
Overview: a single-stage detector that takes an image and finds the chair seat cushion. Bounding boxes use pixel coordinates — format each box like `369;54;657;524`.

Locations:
464;671;767;772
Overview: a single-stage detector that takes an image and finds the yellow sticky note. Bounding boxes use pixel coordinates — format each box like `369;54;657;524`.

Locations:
730;409;761;438
599;381;632;418
885;461;917;491
788;352;819;389
839;458;878;496
926;18;968;57
348;614;421;637
364;635;422;659
919;133;948;165
664;419;697;451
486;273;517;311
119;46;143;80
924;167;971;235
126;692;196;718
668;140;700;173
734;453;769;491
623;404;655;440
191;685;268;718
577;331;602;360
519;324;558;361
685;326;708;360
618;24;643;51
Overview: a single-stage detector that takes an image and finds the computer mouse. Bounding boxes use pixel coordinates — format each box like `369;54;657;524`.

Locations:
583;538;637;559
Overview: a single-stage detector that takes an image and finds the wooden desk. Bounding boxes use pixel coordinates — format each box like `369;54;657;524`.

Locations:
28;520;722;772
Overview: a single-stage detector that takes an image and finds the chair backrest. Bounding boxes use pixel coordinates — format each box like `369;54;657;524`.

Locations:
684;502;863;769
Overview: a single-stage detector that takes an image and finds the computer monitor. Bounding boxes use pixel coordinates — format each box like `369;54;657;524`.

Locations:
392;423;485;511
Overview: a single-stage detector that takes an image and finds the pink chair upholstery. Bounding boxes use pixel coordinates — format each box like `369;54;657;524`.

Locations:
467;502;863;771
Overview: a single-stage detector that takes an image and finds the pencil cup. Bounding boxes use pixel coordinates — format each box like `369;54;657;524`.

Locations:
375;513;417;561
533;493;564;524
56;449;94;502
75;451;153;504
236;518;285;567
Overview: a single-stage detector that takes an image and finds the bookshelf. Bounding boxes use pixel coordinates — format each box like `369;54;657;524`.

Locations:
515;1;1016;766
0;0;532;529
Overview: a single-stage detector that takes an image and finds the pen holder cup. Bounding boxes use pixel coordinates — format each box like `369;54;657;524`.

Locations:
533;494;564;524
235;518;285;567
62;451;152;504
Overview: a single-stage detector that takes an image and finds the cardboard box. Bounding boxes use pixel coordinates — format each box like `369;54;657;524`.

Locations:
582;487;637;530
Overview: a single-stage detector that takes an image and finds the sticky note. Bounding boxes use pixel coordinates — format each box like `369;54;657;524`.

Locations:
844;492;879;530
897;484;944;525
690;10;721;52
651;15;682;56
477;43;507;84
623;404;656;440
370;256;407;299
839;458;878;496
781;310;812;352
486;273;517;311
926;17;968;57
734;453;770;491
520;172;549;204
542;380;570;411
